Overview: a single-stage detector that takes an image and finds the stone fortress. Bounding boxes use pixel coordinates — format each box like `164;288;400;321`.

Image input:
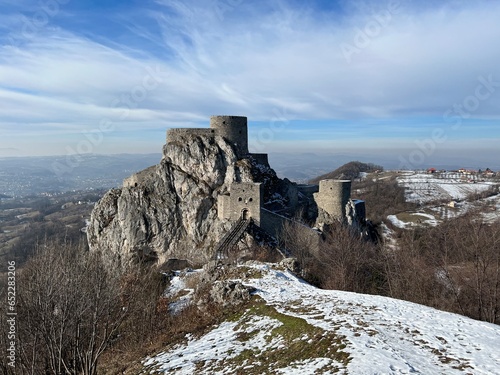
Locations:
89;114;368;266
144;115;366;241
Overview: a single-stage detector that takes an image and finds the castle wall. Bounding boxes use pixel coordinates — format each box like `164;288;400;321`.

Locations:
217;194;231;219
261;208;321;254
249;153;269;167
210;116;248;157
314;179;351;222
123;165;157;188
353;199;366;222
297;184;319;195
261;208;290;239
228;182;262;225
123;174;141;188
166;128;216;144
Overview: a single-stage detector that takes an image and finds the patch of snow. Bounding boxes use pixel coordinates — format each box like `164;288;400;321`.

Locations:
387;215;407;228
145;313;283;374
410;212;438;226
165;273;186;298
143;264;500;374
164;270;201;314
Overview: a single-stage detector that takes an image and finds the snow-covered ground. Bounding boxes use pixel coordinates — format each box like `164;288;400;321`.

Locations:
164;270;200;314
144;264;500;374
387;212;439;228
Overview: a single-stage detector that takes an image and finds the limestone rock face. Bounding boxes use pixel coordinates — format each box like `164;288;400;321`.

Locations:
87;134;282;268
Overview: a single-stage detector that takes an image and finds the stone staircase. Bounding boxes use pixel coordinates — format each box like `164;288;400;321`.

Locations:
214;218;251;261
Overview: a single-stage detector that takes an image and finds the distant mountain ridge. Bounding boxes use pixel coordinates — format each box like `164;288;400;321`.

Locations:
309;161;383;184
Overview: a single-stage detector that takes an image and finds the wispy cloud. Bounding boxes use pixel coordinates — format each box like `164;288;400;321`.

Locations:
0;0;499;157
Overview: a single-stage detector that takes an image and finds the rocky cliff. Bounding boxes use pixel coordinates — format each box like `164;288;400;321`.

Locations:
87;133;289;268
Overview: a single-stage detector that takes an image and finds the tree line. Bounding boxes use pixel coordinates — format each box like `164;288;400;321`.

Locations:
0;239;237;374
281;210;499;325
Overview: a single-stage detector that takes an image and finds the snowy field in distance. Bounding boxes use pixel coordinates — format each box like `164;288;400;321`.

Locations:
397;172;497;204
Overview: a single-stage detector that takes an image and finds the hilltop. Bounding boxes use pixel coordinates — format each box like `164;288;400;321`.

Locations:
143;263;500;374
308;161;382;184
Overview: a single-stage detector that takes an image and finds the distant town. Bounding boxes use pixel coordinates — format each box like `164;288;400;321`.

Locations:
425;167;498;180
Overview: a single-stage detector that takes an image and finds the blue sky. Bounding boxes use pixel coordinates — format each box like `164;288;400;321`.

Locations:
0;0;499;168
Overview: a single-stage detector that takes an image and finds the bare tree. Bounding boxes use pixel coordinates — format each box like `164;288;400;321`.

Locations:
279;220;321;280
438;215;500;323
385;212;500;324
16;240;126;375
383;228;442;307
318;223;384;293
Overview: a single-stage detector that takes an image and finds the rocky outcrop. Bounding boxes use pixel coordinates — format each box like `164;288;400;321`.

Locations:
87;133;288;268
207;280;254;307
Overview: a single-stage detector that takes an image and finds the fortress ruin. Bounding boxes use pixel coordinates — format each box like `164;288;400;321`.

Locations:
121;115;366;260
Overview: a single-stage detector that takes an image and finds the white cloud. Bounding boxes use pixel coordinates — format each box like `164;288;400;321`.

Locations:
1;0;500;156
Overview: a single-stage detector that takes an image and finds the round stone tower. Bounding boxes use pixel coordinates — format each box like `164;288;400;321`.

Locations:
317;179;352;220
210;115;248;157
